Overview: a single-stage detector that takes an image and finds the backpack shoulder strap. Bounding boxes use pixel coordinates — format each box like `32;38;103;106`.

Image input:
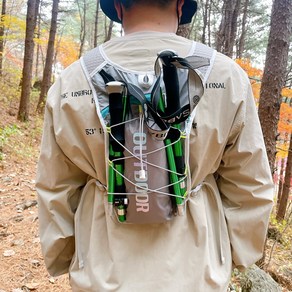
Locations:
81;43;216;79
81;46;106;77
188;41;216;84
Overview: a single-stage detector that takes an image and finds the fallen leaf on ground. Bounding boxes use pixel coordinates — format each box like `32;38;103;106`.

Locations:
23;283;39;290
3;249;15;257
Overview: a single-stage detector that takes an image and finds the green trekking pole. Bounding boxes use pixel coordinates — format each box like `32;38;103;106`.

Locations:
155;105;183;216
106;81;128;222
173;124;186;196
158;50;186;214
165;138;183;204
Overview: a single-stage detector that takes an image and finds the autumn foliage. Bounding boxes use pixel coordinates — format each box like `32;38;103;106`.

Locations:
236;58;292;161
236;58;263;103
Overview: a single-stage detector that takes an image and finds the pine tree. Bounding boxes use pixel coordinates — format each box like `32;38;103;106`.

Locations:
258;0;292;173
36;0;59;113
18;0;40;122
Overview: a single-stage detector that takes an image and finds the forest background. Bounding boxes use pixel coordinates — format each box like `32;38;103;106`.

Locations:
0;0;291;291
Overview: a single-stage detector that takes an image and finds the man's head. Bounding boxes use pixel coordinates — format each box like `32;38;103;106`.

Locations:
100;0;197;26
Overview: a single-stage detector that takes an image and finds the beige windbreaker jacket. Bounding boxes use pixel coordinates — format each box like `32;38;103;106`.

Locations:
36;32;274;292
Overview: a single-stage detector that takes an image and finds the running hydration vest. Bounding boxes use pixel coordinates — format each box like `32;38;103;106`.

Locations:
81;43;215;224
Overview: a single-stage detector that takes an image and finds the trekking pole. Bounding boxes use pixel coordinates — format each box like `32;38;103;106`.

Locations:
157;97;184;214
106;81;128;222
159;50;180;117
172;123;186;195
158;50;186;215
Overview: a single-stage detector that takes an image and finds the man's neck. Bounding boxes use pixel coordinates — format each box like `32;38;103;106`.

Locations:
121;5;178;35
123;24;177;34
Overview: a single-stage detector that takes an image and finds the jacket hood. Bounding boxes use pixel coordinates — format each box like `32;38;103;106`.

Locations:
100;0;197;25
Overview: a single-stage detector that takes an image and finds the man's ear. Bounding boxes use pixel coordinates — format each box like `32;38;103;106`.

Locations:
114;0;122;21
177;0;185;18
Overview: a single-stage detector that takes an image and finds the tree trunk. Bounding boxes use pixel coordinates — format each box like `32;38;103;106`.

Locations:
202;0;210;44
36;0;59;113
93;0;100;47
228;0;241;57
237;0;249;58
276;134;292;221
105;20;114;42
216;0;241;58
0;0;6;77
77;0;86;58
256;0;292;269
18;0;40;122
207;2;211;46
35;3;41;80
258;0;292;173
285;61;292;88
277;157;286;207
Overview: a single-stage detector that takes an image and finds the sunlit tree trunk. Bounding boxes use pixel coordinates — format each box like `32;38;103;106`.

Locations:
277;134;292;221
0;0;6;77
37;0;59;113
277;157;285;207
258;0;292;173
285;61;292;88
18;0;40;122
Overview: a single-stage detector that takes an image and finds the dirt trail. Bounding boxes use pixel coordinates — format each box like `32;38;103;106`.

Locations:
0;107;71;291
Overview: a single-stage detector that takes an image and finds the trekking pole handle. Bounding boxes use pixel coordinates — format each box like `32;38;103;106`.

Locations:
158;50;180;117
106;81;127;152
106;81;126;95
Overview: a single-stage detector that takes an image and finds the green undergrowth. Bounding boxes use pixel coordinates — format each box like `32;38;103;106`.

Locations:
0;89;44;165
0;124;20;161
